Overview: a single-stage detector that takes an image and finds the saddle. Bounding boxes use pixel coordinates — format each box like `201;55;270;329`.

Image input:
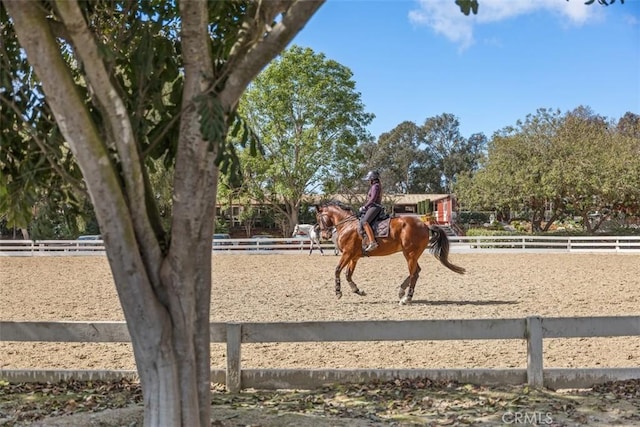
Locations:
359;206;391;238
371;215;391;238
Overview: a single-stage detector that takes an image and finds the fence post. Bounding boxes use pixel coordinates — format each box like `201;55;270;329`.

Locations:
226;323;242;393
526;316;543;388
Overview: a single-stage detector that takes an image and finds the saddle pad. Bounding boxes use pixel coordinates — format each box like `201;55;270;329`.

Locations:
373;218;391;238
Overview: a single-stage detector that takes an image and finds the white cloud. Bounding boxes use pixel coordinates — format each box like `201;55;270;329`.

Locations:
623;13;638;26
409;0;596;50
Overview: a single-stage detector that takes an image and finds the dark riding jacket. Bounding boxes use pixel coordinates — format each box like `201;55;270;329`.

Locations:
361;180;382;227
363;181;382;209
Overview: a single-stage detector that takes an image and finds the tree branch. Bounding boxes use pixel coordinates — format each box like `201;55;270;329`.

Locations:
0;93;88;196
50;2;173;298
4;0;171;322
3;1;121;212
219;0;324;109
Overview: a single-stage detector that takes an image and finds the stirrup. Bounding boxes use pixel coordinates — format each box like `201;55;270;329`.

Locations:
364;241;378;253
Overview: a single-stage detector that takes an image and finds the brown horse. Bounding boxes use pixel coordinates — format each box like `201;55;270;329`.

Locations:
315;200;465;305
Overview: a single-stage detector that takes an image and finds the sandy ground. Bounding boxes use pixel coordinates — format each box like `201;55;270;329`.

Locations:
1;252;639;372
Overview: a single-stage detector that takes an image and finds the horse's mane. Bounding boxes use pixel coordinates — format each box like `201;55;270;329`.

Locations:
318;199;355;214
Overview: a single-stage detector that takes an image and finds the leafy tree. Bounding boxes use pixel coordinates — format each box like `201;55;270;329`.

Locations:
238;45;373;234
1;1;323;424
360;116;485;196
455;107;640;233
457;108;564;231
538;107;640;232
617;112;640;139
361;121;432;194
422;113;487;193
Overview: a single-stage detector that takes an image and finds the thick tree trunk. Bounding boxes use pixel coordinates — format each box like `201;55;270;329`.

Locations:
170;2;217;425
6;1;324;425
112;253;212;426
288;201;300;236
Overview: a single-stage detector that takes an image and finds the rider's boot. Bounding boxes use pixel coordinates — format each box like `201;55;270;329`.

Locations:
363;222;378;253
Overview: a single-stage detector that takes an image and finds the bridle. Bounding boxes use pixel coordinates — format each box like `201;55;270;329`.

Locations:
317;213;331;231
316;210;357;236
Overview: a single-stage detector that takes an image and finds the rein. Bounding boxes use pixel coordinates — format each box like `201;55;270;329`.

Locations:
335;215;357;228
318;212;357;234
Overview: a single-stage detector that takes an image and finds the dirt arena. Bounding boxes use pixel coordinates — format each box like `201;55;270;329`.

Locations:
1;252;639;373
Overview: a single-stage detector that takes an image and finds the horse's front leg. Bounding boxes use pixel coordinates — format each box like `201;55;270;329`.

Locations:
345;259;366;296
334;259;346;299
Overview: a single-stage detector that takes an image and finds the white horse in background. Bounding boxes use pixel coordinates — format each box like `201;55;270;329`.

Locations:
292;223;340;256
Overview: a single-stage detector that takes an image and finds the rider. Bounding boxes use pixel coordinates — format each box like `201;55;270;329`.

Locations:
359;170;382;253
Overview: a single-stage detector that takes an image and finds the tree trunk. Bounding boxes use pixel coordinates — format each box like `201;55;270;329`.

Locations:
288;201;300;236
6;1;325;425
582;213;594;233
107;247;213;426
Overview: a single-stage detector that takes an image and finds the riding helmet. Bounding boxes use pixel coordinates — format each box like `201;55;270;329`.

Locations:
363;170;380;181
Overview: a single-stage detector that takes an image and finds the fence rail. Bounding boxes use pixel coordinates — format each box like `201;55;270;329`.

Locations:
2;235;640;256
2;316;639;391
0;237;330;255
452;235;640;253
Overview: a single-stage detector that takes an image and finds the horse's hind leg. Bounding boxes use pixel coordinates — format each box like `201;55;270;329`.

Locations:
405;263;422;303
345;259;366;296
399;258;421;306
310;238;324;256
398;276;410;301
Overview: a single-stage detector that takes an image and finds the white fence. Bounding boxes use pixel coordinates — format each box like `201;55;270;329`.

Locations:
2;316;639;391
2;235;640;256
0;237;330;255
453;235;640;253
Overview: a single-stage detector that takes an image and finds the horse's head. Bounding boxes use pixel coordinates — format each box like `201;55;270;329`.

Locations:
315;205;333;230
315;201;355;234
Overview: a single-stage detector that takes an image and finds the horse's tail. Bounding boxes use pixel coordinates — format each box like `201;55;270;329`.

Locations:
428;225;466;275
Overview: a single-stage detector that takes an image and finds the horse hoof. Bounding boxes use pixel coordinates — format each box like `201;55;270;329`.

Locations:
336;292;342;299
399;297;409;305
356;290;366;296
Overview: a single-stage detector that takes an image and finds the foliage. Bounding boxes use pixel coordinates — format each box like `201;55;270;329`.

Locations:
360;121;434;194
458;211;490;225
455;108;640;234
464;227;518;237
361;114;486;195
238;45;373;233
423;113;487;193
0;1;184;230
214;216;229;234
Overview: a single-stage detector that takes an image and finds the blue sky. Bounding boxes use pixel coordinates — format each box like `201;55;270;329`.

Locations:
291;0;640;139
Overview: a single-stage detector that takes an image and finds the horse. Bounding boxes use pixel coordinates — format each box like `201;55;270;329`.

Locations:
315;200;465;305
316;225;341;256
292;223;339;256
